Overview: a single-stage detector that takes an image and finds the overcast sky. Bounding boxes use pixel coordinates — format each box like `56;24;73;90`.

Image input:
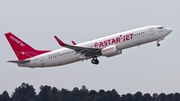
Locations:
0;0;179;95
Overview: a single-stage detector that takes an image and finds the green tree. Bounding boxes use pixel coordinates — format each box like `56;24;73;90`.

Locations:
143;93;151;101
173;93;180;101
107;89;120;101
133;91;142;101
57;88;71;101
98;89;105;96
126;93;133;101
0;91;10;101
79;85;88;99
36;85;52;101
89;90;98;96
159;93;166;101
11;82;36;101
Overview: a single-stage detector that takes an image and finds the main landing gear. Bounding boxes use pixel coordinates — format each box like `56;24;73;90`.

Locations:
91;56;99;65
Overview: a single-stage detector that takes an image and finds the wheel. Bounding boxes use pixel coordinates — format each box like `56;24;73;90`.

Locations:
91;56;99;65
91;59;96;64
157;43;160;47
91;58;99;65
95;59;99;65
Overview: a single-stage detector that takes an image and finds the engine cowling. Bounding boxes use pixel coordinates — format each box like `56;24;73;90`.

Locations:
101;45;122;57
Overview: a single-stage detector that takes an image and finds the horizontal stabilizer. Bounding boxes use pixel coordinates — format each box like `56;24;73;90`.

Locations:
8;60;30;64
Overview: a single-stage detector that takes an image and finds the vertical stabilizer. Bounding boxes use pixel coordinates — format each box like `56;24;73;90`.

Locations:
5;32;51;60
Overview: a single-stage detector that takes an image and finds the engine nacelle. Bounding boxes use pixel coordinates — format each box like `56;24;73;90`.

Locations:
101;45;122;57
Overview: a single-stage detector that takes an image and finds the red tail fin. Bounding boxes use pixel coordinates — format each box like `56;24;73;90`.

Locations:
5;32;51;60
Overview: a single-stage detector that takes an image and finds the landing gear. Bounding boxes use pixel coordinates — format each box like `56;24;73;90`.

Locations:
157;43;160;47
157;38;164;47
91;56;99;65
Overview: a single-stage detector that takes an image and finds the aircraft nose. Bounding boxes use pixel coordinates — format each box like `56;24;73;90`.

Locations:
166;27;172;34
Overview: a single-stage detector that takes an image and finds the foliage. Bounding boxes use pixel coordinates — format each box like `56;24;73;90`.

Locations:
1;83;180;101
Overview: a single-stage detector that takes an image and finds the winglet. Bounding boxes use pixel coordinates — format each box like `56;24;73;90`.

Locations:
71;41;76;45
54;36;66;46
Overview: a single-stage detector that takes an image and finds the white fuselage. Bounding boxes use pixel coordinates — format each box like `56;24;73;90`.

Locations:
18;25;172;68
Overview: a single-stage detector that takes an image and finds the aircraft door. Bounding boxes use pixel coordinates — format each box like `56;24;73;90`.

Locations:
149;27;154;40
40;57;45;66
149;27;154;35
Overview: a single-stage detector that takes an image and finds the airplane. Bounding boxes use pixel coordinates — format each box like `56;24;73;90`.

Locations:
5;25;172;68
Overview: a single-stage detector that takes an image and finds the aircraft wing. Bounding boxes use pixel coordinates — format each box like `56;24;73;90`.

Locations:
8;60;30;64
54;36;102;57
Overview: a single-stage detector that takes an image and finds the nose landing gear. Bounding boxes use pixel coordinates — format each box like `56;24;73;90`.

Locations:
157;43;160;47
157;38;164;47
91;56;99;65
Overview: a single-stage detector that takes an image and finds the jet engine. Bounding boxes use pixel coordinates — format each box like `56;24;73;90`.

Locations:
101;45;122;57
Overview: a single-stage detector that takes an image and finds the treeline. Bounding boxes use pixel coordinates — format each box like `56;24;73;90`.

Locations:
0;83;180;101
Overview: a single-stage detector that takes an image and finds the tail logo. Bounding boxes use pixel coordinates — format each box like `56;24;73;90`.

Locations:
5;32;51;60
10;36;25;47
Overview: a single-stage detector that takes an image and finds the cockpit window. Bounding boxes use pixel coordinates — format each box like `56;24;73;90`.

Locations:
158;26;164;29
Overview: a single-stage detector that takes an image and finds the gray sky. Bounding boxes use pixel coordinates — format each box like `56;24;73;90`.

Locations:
0;0;179;95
